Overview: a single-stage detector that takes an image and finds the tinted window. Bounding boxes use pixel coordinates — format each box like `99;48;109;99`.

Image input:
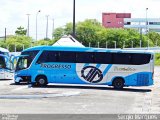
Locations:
0;52;9;56
94;52;112;64
113;53;131;64
59;51;76;63
0;56;6;68
112;53;151;65
0;52;4;55
76;52;94;63
16;57;29;70
131;53;151;65
36;51;57;63
22;50;39;66
36;50;151;65
22;50;39;59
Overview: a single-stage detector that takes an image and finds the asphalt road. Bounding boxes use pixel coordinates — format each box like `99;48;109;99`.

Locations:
0;67;159;114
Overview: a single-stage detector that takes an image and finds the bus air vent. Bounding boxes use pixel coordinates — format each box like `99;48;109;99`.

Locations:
137;74;149;86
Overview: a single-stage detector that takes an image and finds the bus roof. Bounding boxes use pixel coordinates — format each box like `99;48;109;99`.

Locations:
0;47;9;53
22;46;154;54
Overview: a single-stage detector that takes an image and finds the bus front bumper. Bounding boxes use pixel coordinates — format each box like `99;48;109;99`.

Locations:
15;76;31;83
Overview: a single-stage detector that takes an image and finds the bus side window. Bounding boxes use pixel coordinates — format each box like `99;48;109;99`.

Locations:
36;51;57;64
94;52;112;64
76;52;94;63
58;51;76;63
113;53;131;64
131;54;151;65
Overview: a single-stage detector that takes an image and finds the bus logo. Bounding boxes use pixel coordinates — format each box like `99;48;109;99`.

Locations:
81;66;103;83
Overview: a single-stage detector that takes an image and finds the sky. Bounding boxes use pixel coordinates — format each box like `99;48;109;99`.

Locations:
0;0;160;40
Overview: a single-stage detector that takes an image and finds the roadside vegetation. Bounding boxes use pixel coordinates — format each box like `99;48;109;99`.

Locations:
155;53;160;66
0;20;160;66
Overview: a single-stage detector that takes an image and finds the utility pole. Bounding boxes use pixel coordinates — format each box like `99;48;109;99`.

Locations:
46;15;49;39
26;14;30;37
140;28;142;48
52;18;54;39
73;0;76;37
4;28;6;41
36;10;41;41
146;8;149;49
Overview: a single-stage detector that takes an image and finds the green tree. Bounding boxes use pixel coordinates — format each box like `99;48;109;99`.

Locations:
64;22;73;35
52;19;155;48
33;38;56;46
53;27;64;41
76;19;102;47
6;36;32;52
33;39;50;46
0;40;7;48
15;26;27;36
147;32;160;46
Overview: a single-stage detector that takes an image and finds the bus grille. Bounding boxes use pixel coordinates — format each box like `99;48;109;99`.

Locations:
137;74;149;86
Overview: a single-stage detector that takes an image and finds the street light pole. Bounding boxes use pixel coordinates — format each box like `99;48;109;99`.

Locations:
52;18;54;39
26;14;30;37
146;8;149;48
36;10;41;41
4;28;6;41
140;28;142;48
73;0;76;37
46;15;49;40
146;8;148;34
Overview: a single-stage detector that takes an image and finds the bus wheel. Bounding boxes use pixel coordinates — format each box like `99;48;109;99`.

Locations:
113;78;124;89
36;76;47;87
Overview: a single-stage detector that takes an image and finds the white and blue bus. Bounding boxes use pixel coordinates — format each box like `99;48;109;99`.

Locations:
14;46;154;89
0;47;14;80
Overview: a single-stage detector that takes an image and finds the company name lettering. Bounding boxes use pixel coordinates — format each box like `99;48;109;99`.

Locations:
114;67;136;72
40;63;71;69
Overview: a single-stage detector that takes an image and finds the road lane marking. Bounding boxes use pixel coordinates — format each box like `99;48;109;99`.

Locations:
0;91;81;99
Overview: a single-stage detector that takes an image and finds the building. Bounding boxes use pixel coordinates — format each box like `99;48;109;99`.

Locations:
124;18;160;33
102;12;160;33
102;13;131;28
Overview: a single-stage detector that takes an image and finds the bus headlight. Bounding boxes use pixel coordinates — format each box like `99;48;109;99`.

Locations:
15;77;23;82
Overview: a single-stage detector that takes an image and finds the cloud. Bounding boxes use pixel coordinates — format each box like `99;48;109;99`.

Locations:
0;0;160;39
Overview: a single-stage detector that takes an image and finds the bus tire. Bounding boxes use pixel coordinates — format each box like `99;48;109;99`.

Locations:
113;78;124;89
15;82;20;85
36;75;48;87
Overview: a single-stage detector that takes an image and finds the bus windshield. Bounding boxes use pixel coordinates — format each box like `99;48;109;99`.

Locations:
0;56;6;68
0;56;12;70
16;50;39;71
0;52;9;56
16;56;29;70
